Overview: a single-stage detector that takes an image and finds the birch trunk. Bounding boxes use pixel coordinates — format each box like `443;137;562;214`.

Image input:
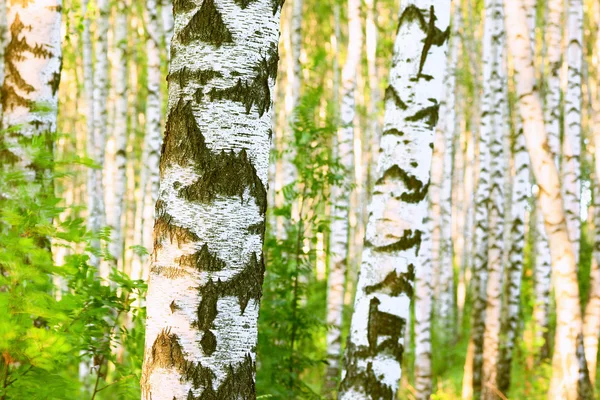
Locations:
92;0;110;276
464;1;497;395
0;0;7;118
504;0;593;398
496;0;534;390
161;0;174;59
339;2;450;398
561;0;583;266
583;29;600;384
324;0;362;389
1;0;62;165
109;0;129;269
141;0;164;278
414;216;433;400
481;1;508;397
140;0;283;398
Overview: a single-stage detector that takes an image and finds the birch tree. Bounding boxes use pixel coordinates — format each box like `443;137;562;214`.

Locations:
414;216;433;400
109;0;129;268
339;2;450;397
583;28;600;383
1;0;62;168
561;0;583;265
503;0;593;397
140;0;283;398
325;0;362;388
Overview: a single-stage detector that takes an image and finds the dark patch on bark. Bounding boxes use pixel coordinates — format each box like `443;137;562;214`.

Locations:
340;341;395;400
173;0;197;13
233;0;258;8
170;300;179;313
206;44;278;117
384;85;407;110
161;100;268;214
168;67;223;88
178;0;233;46
177;244;227;271
382;128;404;137
154;200;201;251
184;353;255;399
49;68;62;96
365;265;415;298
149;329;187;371
200;330;217;355
271;0;285;15
406;99;440;128
246;221;265;235
367;297;405;362
2;13;54;111
376;164;429;203
193;253;264;354
369;229;422;255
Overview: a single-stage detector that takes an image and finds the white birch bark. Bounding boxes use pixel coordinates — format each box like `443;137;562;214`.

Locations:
140;0;283;398
561;0;583;266
414;216;433;400
325;0;362;388
109;0;129;269
497;0;533;391
503;0;593;397
162;0;174;59
92;0;110;276
481;1;508;396
0;0;7;117
465;0;496;395
339;2;450;398
1;0;62;165
434;0;459;334
583;30;600;384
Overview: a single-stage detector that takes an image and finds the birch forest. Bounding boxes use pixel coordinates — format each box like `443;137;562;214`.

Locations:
1;0;600;398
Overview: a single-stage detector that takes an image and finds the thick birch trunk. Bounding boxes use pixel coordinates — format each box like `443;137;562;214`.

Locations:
414;216;433;400
1;0;62;163
109;0;129;269
140;0;282;398
561;0;583;266
338;2;450;398
324;0;362;389
504;0;593;398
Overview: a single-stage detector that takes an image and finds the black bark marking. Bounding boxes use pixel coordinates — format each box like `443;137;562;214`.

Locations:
384;85;407;110
271;0;285;15
2;13;54;111
206;44;278;117
170;300;179;313
233;0;258;8
161;100;268;214
184;353;255;399
177;244;227;271
382;128;404;137
193;253;264;354
178;0;233;46
365;265;415;298
376;164;429;203
367;297;405;362
154;200;201;251
405;99;440;128
340;342;395;400
149;329;187;372
416;6;449;79
173;0;197;13
168;67;223;88
370;229;422;255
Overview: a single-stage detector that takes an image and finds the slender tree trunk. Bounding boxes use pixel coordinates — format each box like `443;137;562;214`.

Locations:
496;0;534;391
481;1;509;397
338;2;450;398
1;0;62;161
504;0;593;398
109;0;129;269
561;0;583;266
0;0;7;119
583;27;600;384
92;0;110;277
161;0;174;59
414;216;433;400
324;0;362;389
140;0;283;398
464;1;498;396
